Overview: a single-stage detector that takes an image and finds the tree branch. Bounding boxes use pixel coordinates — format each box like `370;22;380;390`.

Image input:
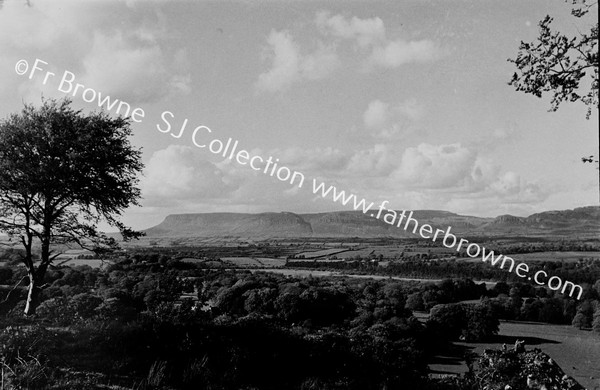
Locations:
2;275;27;304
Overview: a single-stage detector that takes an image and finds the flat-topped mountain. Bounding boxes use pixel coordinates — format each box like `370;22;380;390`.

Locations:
145;212;313;239
143;206;600;239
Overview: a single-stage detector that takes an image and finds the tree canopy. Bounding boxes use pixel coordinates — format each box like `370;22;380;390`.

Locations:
0;98;144;314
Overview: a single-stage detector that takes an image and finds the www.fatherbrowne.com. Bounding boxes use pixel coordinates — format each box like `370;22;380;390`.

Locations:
312;179;584;300
15;58;583;300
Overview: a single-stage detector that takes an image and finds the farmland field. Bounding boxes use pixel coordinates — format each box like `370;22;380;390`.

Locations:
249;268;497;287
222;257;286;268
459;251;600;263
295;248;350;258
55;259;112;269
511;251;600;262
181;257;287;268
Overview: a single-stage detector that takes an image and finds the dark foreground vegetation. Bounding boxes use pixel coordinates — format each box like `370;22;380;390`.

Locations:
0;247;597;389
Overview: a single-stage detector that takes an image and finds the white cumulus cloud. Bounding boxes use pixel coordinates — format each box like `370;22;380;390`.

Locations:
391;143;478;189
141;145;236;206
81;30;190;103
368;39;439;68
363;100;391;129
316;12;441;70
256;29;338;92
363;98;425;138
0;0;190;106
315;11;385;48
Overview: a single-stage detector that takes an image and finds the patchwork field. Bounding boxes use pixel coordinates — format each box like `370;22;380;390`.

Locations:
295;248;351;258
55;259;112;269
181;257;287;268
459;251;600;263
512;251;600;263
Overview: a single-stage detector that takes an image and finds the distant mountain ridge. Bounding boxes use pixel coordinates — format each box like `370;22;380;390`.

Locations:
143;206;600;239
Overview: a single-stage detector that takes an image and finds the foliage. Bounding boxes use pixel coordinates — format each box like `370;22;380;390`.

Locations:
0;250;592;389
462;303;499;341
428;302;499;341
508;0;598;119
472;348;584;390
1;356;49;390
571;299;595;328
593;307;600;333
0;98;144;314
405;291;425;311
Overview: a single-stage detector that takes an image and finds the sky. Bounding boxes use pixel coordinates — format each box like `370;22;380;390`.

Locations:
0;0;598;230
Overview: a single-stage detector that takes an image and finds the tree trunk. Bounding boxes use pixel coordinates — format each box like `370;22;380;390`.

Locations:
24;224;52;316
24;273;40;316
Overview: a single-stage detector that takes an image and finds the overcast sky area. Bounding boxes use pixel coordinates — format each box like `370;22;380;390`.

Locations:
0;0;598;230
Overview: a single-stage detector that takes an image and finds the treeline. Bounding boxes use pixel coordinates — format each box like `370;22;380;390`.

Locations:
0;248;596;389
289;258;600;329
289;257;600;286
0;254;504;389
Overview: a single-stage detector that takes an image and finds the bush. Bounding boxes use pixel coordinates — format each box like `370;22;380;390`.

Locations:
1;356;49;390
37;297;71;324
0;325;53;364
0;266;13;284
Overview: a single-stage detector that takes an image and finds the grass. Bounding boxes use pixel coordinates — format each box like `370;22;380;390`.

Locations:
180;257;287;268
428;320;600;390
459;251;600;263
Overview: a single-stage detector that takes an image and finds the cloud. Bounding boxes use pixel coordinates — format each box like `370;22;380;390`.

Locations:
0;1;85;51
0;1;89;106
255;30;300;92
81;30;190;103
488;171;547;203
270;146;350;173
346;144;397;175
141;145;236;206
316;12;441;70
364;98;425;128
300;44;340;80
139;142;548;216
363;98;425;138
0;0;190;106
256;29;338;92
368;39;439;68
256;12;441;92
391;143;478;189
266;142;549;214
315;11;385;48
396;98;425;121
363;100;390;129
376;143;548;209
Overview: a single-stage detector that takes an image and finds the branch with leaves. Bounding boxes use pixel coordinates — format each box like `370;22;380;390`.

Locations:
508;0;598;119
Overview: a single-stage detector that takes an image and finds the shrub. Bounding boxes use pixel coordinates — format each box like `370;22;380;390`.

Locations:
1;356;49;390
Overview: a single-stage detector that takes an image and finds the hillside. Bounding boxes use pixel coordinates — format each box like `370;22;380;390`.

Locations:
145;212;313;239
143;206;600;239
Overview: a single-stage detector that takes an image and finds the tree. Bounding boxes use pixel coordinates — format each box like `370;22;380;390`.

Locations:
593;307;600;333
0;99;143;315
462;303;499;341
508;0;598;119
405;292;425;311
508;0;599;199
571;300;594;329
428;303;465;340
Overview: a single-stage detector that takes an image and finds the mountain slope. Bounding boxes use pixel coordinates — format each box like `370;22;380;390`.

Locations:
143;206;600;239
